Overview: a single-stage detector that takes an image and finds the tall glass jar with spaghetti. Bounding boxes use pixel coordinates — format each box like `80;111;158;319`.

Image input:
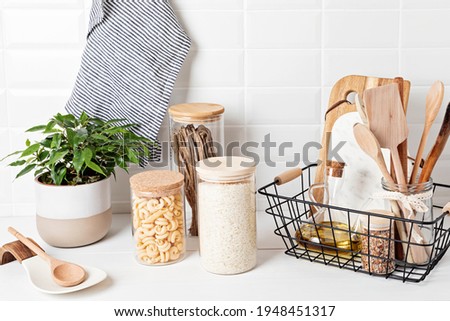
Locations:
130;170;185;265
168;103;225;237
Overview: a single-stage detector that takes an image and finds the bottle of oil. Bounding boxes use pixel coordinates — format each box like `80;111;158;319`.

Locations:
297;161;361;257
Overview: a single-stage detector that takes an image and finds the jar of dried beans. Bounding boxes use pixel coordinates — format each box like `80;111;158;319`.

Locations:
361;210;395;275
130;170;185;265
168;103;225;237
196;156;257;275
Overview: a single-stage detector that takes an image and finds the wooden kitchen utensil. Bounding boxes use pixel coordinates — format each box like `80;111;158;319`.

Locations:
8;227;86;287
394;77;409;180
410;81;445;184
364;83;409;187
419;102;450;183
353;124;394;185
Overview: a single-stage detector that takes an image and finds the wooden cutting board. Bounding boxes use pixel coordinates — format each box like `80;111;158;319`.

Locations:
313;75;411;208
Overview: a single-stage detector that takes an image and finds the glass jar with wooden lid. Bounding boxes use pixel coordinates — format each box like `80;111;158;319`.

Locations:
130;170;185;266
168;103;225;237
196;156;257;275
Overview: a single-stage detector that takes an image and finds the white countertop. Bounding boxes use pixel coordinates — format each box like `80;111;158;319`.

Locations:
1;213;450;301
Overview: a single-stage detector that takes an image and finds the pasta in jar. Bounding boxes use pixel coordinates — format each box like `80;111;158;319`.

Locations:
130;171;185;265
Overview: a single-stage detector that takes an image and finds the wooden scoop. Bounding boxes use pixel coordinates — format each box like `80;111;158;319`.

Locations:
364;83;409;187
8;227;86;287
409;81;445;184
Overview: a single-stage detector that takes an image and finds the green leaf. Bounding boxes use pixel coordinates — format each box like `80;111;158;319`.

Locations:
15;164;36;179
21;143;40;157
73;128;88;146
90;134;108;141
86;161;105;176
26;125;46;133
40;137;52;148
51;133;62;149
54;167;67;185
73;149;83;173
34;168;45;177
37;150;50;162
82;148;93;164
43;120;56;133
127;148;139;164
48;150;68;165
79;112;89;124
25;139;31;147
8;160;26;167
66;128;76;147
0;150;22;162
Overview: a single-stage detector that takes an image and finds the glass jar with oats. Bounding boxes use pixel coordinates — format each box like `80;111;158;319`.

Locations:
196;156;257;275
130;171;185;265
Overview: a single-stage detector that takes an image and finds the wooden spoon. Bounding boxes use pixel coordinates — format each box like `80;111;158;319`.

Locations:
419;102;450;183
353;123;393;184
8;227;86;287
364;83;409;188
409;81;445;184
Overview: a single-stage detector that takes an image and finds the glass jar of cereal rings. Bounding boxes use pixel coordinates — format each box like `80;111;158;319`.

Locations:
130;170;185;265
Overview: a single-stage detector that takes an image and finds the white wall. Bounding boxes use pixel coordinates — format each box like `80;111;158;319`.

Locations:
0;0;449;216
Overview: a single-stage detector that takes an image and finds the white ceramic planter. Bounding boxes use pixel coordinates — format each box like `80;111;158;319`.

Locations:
35;176;112;248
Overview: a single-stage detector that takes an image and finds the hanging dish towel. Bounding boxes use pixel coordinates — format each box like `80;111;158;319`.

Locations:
66;0;191;163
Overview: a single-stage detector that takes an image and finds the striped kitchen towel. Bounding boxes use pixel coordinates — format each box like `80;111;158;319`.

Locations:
66;0;191;164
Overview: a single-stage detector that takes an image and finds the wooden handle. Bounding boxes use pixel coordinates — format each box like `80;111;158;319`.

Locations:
394;77;409;181
1;239;44;265
444;202;450;214
409;126;431;184
7;227;51;263
391;148;407;187
419;103;450;183
274;168;302;186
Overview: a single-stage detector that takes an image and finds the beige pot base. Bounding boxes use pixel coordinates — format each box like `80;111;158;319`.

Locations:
36;209;112;248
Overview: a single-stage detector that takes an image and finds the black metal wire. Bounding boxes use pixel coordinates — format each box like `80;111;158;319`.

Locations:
258;164;450;283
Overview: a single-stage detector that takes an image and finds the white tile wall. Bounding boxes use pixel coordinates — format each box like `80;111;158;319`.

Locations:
0;0;449;217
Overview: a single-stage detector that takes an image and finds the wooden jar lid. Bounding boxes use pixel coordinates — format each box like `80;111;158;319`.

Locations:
168;103;224;122
196;156;256;181
130;170;184;194
326;160;346;178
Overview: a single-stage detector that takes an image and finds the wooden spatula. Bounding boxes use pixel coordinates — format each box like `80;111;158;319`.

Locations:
364;83;409;187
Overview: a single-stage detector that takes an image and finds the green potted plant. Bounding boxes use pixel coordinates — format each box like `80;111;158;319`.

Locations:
2;112;151;247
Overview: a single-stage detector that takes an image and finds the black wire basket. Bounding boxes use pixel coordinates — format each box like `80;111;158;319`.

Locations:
258;164;450;283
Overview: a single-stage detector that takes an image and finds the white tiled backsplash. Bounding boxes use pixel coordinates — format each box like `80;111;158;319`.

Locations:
0;0;449;216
